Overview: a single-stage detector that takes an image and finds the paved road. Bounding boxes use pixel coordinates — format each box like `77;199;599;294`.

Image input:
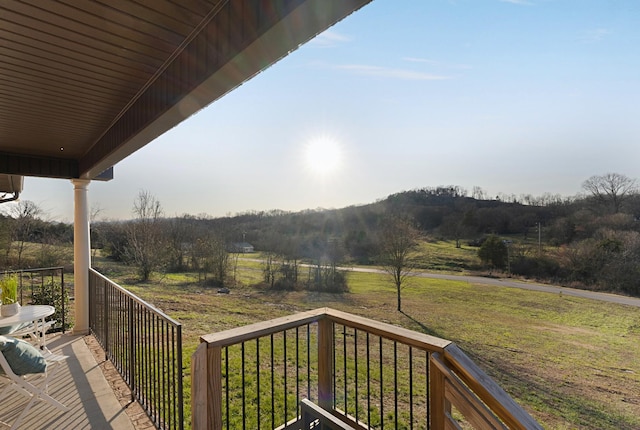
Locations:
346;266;640;308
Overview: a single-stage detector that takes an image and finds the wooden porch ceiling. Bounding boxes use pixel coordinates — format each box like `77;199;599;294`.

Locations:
0;0;371;192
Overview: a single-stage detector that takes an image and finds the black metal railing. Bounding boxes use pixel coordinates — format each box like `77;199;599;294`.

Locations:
89;269;184;430
5;266;68;333
222;323;318;429
331;322;432;429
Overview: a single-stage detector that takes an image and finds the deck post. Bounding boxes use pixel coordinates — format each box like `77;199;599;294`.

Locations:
317;317;334;412
192;342;222;430
430;353;446;429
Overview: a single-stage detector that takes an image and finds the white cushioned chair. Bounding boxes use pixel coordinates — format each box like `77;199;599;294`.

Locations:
0;335;68;429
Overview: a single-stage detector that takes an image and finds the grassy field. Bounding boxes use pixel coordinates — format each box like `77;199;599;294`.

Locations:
98;252;640;430
415;239;482;272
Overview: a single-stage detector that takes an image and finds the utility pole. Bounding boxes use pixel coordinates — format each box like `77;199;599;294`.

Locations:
503;239;512;276
538;222;541;255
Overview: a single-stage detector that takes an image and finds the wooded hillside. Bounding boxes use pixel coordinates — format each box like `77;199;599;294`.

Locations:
3;174;640;296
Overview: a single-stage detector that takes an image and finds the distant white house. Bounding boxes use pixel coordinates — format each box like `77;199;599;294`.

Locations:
229;242;255;253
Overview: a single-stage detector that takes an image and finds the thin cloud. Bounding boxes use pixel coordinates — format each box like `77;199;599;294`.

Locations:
311;30;352;47
499;0;533;5
581;28;611;42
402;57;472;70
403;57;441;65
334;64;451;80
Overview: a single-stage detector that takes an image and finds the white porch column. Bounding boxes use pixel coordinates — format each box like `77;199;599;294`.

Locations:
72;179;91;335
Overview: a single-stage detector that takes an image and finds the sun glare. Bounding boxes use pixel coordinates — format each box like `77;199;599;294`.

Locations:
305;137;343;175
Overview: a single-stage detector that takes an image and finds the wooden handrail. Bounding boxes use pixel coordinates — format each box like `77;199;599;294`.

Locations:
323;308;451;353
431;353;508;429
200;307;451;353
200;308;327;346
443;344;543;430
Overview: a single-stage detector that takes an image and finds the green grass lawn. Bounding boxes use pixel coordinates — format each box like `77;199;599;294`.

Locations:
415;239;482;272
108;257;639;429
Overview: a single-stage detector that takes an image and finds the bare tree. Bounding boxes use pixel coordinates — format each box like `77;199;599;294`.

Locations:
582;173;638;214
5;200;43;267
127;190;166;281
209;234;229;287
472;186;487;201
190;231;229;287
377;217;421;312
97;220;129;262
90;204;104;258
166;215;194;271
440;212;475;248
36;235;72;268
262;251;280;288
191;237;211;281
0;216;11;266
279;237;301;288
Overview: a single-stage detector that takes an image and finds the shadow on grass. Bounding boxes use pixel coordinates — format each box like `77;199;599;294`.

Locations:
399;310;445;339
397;312;637;429
462;346;639;430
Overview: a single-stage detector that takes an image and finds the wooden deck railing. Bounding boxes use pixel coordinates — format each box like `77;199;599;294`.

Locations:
192;308;541;430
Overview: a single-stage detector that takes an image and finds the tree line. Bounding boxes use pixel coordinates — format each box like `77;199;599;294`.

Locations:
2;173;640;297
0;200;73;269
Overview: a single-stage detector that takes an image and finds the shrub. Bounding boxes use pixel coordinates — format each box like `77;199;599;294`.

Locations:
31;280;71;332
306;265;348;293
511;255;561;279
478;235;508;270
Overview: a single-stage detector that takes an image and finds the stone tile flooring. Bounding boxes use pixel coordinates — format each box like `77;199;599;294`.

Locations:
84;334;156;430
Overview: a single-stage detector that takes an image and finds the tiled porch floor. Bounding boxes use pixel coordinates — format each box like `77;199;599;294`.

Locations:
0;333;151;429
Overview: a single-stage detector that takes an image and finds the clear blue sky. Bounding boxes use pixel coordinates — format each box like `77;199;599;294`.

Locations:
19;0;640;222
